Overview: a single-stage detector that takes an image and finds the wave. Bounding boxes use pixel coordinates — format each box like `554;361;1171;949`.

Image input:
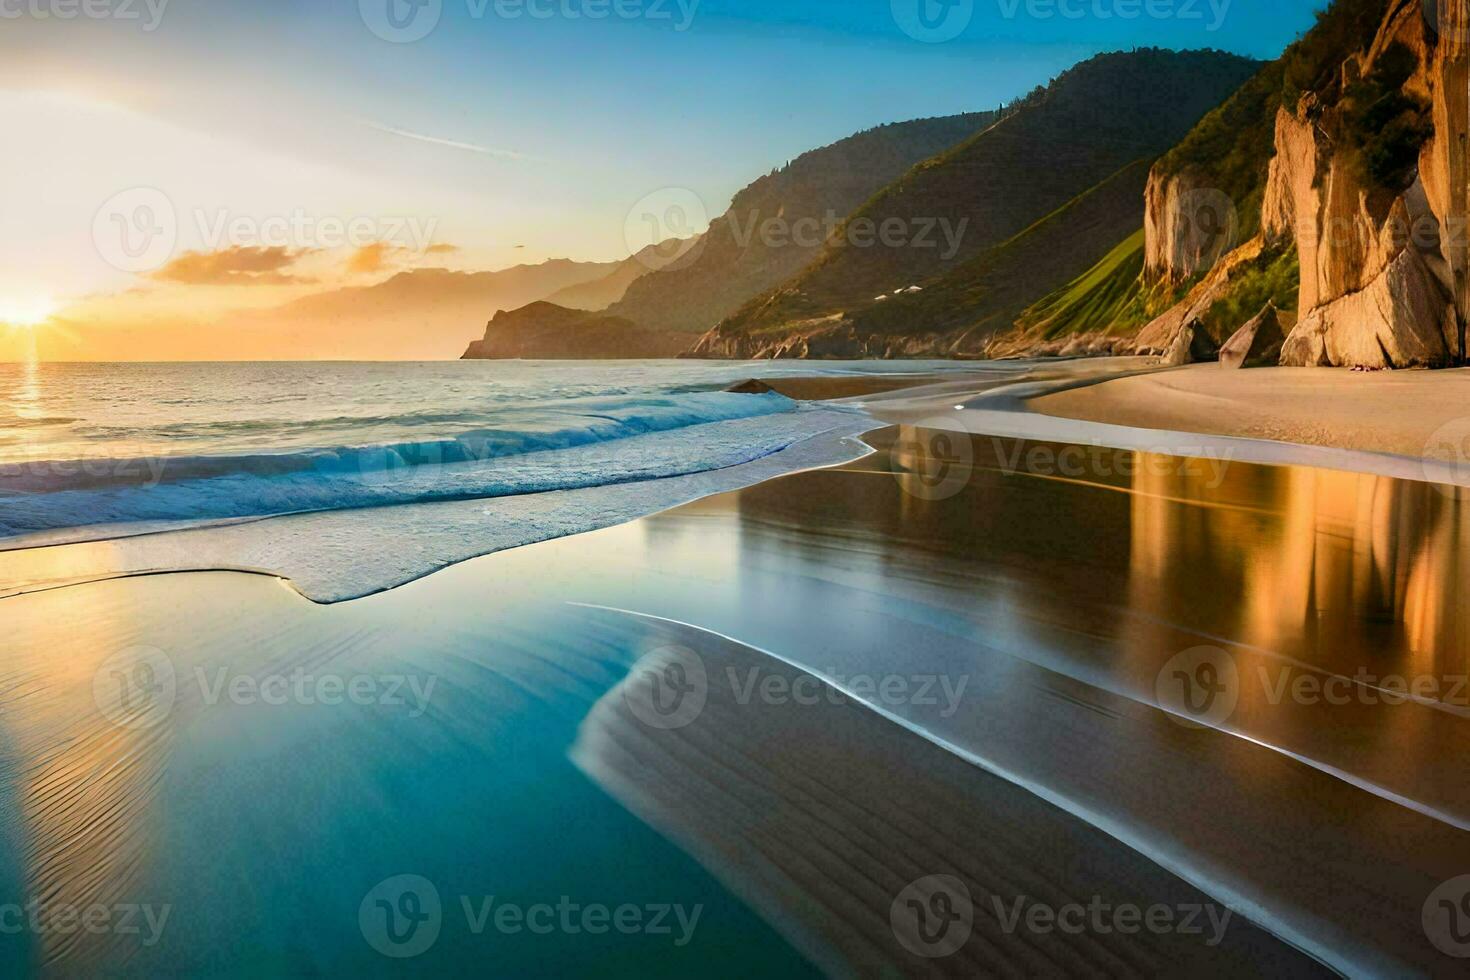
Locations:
0;392;820;541
0;391;796;494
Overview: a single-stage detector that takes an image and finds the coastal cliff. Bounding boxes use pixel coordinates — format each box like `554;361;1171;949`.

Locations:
462;303;687;359
1127;0;1470;369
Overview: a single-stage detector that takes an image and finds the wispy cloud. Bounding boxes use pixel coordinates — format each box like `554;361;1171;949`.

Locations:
152;246;315;286
364;121;537;161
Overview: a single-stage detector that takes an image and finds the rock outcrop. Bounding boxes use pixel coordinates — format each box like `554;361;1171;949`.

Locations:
1131;0;1470;370
1279;245;1457;367
1133;237;1267;358
1219;303;1286;368
462;302;688;359
1143;169;1238;283
1267;0;1466;366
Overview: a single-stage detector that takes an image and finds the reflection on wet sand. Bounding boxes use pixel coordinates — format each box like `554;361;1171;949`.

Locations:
572;426;1470;973
0;586;175;972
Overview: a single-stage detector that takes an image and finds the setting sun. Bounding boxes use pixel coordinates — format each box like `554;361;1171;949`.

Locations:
0;296;55;328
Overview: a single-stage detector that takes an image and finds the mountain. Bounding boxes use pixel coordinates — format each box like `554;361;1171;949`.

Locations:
227;259;616;360
462;110;998;358
696;49;1263;354
693;159;1153;357
541;238;697;311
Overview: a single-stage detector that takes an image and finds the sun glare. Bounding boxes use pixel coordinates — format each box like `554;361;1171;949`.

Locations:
0;297;56;330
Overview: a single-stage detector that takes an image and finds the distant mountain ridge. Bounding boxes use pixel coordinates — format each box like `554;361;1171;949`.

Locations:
464;110;999;358
228;259;615;360
542;238;696;311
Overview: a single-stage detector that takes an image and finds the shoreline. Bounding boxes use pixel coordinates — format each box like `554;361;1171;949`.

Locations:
1025;363;1470;468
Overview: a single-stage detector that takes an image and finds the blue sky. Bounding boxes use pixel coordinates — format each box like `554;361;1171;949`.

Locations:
2;0;1326;319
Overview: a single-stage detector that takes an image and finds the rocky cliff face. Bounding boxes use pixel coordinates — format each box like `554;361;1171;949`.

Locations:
1135;0;1470;369
1272;0;1466;366
1143;169;1238;282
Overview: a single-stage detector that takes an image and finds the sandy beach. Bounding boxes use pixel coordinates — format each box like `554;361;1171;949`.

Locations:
1030;363;1470;463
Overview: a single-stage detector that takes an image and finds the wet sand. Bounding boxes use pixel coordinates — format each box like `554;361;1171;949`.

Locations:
4;425;1469;974
754;373;991;400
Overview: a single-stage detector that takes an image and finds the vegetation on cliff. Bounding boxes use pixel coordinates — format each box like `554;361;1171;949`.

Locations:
1339;40;1433;188
1154;0;1391;239
1196;245;1301;345
711;48;1262;348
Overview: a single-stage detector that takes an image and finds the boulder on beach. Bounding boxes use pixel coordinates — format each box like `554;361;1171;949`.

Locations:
1219;303;1286;369
724;378;775;394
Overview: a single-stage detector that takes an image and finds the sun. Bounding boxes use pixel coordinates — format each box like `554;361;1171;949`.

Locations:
0;296;56;330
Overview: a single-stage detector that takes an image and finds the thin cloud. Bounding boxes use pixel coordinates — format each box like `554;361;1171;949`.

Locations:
152;246;315;286
347;242;403;275
348;242;459;275
365;121;537;161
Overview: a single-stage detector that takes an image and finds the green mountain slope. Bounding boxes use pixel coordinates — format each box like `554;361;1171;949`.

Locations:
463;110;1000;358
705;49;1263;345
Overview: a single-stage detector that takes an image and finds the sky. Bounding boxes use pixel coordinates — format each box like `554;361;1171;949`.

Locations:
0;0;1326;357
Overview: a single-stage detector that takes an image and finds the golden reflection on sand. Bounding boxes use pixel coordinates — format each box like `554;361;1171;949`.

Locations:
0;582;173;971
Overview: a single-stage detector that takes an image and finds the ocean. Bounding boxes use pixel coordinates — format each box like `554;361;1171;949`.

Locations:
0;359;986;549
